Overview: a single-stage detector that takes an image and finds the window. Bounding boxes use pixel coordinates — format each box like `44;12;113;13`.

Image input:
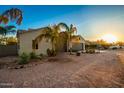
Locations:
35;43;38;49
79;37;80;40
32;40;38;49
32;40;35;49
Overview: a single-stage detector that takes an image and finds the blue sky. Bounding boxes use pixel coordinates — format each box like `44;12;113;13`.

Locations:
0;5;124;41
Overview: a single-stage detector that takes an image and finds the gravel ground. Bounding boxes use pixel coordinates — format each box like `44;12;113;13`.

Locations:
0;50;124;88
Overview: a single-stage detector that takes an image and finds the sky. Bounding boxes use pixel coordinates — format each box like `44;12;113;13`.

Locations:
0;5;124;42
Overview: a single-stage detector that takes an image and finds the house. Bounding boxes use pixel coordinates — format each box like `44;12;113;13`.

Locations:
18;27;86;55
18;27;52;55
70;35;86;52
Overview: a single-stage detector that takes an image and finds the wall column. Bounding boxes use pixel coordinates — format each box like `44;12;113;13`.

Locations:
83;43;85;52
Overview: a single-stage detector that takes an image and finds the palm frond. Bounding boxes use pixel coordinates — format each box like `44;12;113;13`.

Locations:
34;27;52;43
0;26;7;36
58;22;70;32
5;25;16;30
0;15;9;24
0;25;16;36
2;8;23;25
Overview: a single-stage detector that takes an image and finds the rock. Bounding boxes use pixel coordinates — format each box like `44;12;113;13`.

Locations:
20;65;24;68
14;65;24;69
8;67;12;69
14;67;18;69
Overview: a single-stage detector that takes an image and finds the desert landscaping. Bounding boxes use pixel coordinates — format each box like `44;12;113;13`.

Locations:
0;49;124;88
1;6;124;88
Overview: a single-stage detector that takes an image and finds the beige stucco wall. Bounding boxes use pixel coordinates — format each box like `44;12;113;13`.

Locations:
71;36;86;51
18;29;52;55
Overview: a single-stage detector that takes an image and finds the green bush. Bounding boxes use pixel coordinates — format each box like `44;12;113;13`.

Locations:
47;49;57;57
19;52;30;65
30;52;38;59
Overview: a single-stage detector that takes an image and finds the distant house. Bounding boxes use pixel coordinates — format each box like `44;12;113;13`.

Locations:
18;27;86;55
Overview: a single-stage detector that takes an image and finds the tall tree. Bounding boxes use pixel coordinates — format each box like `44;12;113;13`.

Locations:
34;25;60;52
34;23;77;54
1;8;23;25
0;26;16;44
58;23;77;52
0;8;23;44
0;26;16;36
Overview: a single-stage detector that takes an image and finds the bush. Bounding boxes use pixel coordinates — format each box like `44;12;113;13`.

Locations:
47;49;50;56
30;52;38;59
86;49;95;54
39;53;44;57
19;52;30;65
47;49;57;57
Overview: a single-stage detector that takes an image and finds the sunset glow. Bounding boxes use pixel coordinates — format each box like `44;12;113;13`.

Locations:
101;34;117;43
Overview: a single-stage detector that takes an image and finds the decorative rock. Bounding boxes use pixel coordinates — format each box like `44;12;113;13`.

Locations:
14;67;18;69
8;67;12;69
76;51;81;56
20;65;24;68
14;65;24;69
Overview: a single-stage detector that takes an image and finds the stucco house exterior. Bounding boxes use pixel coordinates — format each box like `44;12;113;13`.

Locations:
18;27;86;55
71;35;86;52
18;27;52;55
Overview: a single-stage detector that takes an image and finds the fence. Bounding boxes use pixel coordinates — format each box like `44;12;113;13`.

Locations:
0;44;18;57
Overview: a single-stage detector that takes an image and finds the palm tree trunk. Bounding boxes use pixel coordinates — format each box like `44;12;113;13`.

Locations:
69;35;71;53
3;35;7;45
66;39;69;52
69;35;72;54
51;41;54;50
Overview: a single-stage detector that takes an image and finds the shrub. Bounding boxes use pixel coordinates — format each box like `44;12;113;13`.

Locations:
30;52;37;59
47;49;51;56
38;53;44;59
51;49;57;56
18;52;30;65
39;53;44;57
86;49;95;54
47;49;57;57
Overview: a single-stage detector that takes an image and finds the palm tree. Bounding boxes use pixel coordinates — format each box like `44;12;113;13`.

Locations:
34;23;77;54
34;25;60;52
0;8;23;45
58;23;77;53
1;8;23;25
0;26;16;44
0;25;16;36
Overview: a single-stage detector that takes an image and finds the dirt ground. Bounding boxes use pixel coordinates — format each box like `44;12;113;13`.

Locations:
0;50;124;88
